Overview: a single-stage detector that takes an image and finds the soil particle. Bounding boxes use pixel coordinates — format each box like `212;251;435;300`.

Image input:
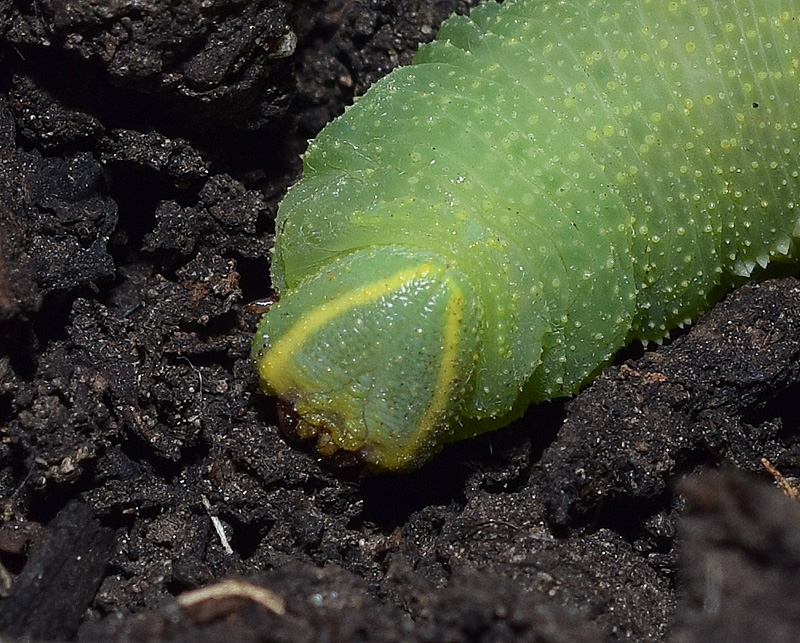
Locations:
1;0;295;130
538;278;800;529
670;471;800;643
0;502;114;639
0;1;799;642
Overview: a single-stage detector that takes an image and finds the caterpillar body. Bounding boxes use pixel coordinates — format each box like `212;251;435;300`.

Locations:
252;0;800;471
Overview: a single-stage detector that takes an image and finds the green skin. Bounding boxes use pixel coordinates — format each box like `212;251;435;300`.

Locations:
253;0;800;471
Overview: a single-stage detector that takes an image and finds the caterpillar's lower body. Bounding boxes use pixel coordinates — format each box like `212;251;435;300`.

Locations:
252;0;800;471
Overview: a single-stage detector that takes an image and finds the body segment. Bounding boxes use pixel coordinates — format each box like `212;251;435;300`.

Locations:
254;0;800;470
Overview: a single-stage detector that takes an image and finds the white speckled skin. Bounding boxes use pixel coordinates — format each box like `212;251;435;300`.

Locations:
255;0;800;470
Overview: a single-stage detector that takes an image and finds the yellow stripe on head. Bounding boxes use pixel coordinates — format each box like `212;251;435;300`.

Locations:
377;280;466;470
258;262;436;392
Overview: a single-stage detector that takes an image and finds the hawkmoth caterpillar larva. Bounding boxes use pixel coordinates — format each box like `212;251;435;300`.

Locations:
252;0;800;471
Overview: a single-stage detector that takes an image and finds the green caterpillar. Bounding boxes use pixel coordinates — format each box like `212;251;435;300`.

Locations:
252;0;800;471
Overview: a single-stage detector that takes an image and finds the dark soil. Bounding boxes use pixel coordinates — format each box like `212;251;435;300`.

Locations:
1;1;799;641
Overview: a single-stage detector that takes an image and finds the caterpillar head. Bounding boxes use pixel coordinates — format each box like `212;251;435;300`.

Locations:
251;246;482;471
